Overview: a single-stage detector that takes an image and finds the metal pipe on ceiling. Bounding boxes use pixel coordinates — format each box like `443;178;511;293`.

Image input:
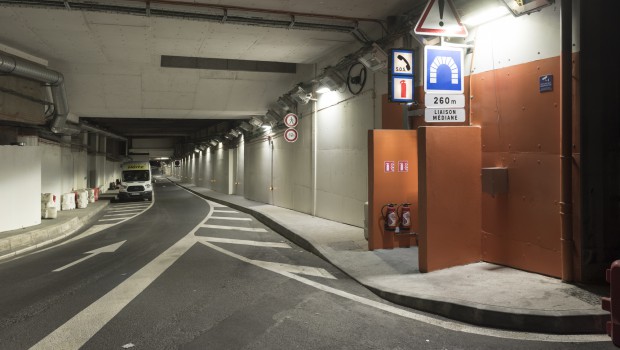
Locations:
79;122;128;141
0;50;70;133
0;51;127;141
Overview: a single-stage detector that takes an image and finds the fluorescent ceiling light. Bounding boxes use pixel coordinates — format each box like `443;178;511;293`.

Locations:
461;5;509;26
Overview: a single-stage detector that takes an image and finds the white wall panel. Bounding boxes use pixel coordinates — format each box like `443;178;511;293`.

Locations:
213;145;229;194
0;146;41;232
314;90;374;226
469;5;562;75
244;139;272;204
41;143;62;202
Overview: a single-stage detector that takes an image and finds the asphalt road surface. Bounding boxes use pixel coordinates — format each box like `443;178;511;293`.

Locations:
0;180;615;349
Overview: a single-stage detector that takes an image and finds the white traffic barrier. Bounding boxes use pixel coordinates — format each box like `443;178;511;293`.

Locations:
61;193;76;211
76;190;89;209
87;188;96;203
41;193;57;219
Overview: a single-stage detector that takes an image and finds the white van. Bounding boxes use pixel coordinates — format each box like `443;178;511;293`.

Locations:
118;161;153;201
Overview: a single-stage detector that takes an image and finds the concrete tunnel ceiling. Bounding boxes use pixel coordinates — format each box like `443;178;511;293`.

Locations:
0;0;427;138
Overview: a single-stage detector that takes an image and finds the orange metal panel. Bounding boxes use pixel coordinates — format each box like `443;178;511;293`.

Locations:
474;56;579;279
368;130;419;250
418;126;482;272
482;230;561;277
381;94;406;130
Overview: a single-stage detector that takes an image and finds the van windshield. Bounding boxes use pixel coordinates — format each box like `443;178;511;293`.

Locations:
122;170;150;182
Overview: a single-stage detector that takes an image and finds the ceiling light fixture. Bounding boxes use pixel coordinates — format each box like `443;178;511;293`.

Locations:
318;67;346;93
238;121;252;132
276;94;296;113
291;85;313;104
249;116;264;128
263;110;280;129
501;0;553;17
358;42;388;72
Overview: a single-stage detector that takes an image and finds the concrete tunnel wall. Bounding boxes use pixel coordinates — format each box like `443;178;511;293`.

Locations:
174;40;384;228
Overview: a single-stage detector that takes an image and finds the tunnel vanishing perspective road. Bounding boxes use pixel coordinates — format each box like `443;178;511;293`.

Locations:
0;181;614;349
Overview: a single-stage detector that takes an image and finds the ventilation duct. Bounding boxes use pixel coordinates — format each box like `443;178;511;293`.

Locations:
0;50;71;134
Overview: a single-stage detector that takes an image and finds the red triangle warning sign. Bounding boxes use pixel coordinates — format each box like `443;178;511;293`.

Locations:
414;0;468;38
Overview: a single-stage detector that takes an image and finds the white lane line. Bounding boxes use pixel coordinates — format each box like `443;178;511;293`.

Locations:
209;216;252;221
32;220;205;349
213;209;239;213
197;236;290;248
66;224;115;243
105;208;144;213
32;188;206;349
202;224;266;232
103;213;136;217
98;218;128;222
197;239;333;279
112;203;149;208
199;240;608;343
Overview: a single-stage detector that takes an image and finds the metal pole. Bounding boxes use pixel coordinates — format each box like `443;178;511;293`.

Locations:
560;0;574;282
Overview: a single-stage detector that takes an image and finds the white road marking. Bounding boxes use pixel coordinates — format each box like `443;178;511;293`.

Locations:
209;216;252;221
105;208;145;213
99;218;128;222
36;183;606;347
112;203;149;208
213;209;239;213
197;236;290;248
33;230;200;349
202;224;267;232
199;239;609;343
103;213;136;217
53;241;126;272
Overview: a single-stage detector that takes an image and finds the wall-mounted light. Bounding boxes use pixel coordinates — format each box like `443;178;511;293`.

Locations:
265;109;280;127
249;116;264;128
209;139;218;147
238;121;252;132
501;0;553;17
318;67;346;93
358;42;388;72
229;129;240;137
291;85;313;104
276;94;296;113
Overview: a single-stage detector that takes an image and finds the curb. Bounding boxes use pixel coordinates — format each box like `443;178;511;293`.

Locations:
171;180;608;335
0;201;109;261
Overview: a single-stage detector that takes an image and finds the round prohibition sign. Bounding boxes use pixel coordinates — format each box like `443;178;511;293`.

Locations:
284;128;298;142
284;113;299;128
